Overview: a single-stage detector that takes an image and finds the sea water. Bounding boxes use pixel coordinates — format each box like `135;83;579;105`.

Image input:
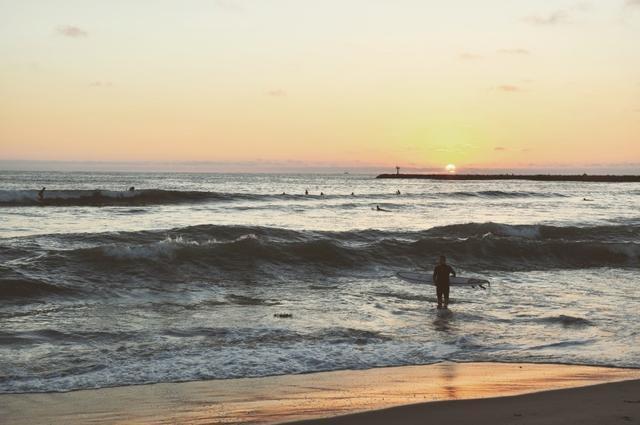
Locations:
1;171;639;393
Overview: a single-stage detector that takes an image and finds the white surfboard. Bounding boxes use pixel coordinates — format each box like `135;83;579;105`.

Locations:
396;271;489;287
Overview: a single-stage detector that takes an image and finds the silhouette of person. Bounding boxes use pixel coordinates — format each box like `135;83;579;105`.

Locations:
305;189;309;195
433;255;456;309
129;186;135;191
396;190;401;195
320;192;324;196
376;205;382;211
37;187;46;201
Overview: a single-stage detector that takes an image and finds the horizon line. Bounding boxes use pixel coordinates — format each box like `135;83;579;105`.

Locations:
1;159;639;174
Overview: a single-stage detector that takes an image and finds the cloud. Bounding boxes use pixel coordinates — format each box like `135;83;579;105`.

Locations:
626;0;640;6
572;1;592;12
494;147;508;151
267;89;286;97
459;52;483;60
498;48;530;55
213;0;243;12
523;3;591;26
89;81;113;88
497;85;521;92
523;10;569;25
56;25;88;38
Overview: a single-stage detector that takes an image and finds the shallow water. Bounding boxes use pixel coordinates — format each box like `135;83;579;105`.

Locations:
1;171;639;392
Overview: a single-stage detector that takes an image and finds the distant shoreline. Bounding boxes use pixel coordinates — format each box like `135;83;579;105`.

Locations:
376;174;640;182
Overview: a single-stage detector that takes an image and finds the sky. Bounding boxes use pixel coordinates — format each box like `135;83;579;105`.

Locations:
1;0;639;173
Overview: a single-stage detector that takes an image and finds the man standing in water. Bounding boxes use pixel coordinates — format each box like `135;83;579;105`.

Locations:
433;255;456;309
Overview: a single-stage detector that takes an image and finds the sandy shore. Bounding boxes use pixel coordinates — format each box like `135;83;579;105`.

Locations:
294;379;640;425
1;362;639;424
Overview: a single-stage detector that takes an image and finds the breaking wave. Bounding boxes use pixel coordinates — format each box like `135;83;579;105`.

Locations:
0;188;568;207
0;189;249;206
2;222;638;302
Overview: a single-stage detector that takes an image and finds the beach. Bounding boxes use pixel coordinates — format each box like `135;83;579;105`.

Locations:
1;362;639;424
1;172;639;423
295;375;640;425
3;0;639;422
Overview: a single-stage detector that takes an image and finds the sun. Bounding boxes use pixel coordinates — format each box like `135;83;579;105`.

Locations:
445;163;456;173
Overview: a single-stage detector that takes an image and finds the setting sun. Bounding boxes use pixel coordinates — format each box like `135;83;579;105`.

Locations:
445;164;457;173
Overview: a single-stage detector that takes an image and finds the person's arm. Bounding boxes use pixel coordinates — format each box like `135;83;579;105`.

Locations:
433;267;438;283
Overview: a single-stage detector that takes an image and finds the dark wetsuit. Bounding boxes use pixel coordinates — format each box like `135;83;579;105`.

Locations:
433;264;455;306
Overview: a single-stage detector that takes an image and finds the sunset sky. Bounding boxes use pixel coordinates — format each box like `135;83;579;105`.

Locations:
1;0;639;172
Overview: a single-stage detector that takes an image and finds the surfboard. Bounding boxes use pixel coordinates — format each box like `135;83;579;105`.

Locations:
396;271;489;287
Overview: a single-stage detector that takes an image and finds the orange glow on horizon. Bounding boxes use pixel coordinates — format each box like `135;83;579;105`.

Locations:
0;1;638;170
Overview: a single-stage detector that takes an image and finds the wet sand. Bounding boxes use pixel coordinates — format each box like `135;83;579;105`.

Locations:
1;362;639;424
294;379;640;425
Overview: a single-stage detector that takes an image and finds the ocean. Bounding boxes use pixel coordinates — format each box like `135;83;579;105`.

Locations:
1;171;639;393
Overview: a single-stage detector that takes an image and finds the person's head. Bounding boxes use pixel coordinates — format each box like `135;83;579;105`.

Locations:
438;255;446;265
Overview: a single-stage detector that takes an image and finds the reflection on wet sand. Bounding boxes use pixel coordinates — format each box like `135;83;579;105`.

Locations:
2;362;639;425
440;362;458;399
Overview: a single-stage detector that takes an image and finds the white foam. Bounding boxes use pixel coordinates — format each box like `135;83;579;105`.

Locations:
495;224;541;239
100;234;259;260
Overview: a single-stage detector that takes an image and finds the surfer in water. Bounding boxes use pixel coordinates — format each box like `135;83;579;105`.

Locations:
433;255;456;309
37;187;46;201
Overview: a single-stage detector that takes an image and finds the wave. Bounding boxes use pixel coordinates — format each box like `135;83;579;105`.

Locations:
0;326;389;353
0;277;75;300
45;221;638;245
1;222;637;301
0;189;244;207
537;315;594;327
423;222;640;241
0;188;567;207
444;190;567;199
528;339;595;350
0;329;133;345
